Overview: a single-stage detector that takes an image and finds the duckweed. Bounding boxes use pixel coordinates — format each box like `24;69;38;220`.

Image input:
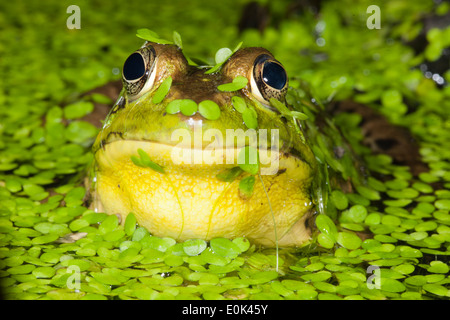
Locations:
330;190;348;210
152;76;172;104
198;100;221;120
205;43;242;74
231;96;248;113
182;239;207;256
179;99;198;116
131;149;165;173
1;0;449;301
136;28;173;44
238;175;255;197
237;146;259;175
217;76;248;92
242;107;258;129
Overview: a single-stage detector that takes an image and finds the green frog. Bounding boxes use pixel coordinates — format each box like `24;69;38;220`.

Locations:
90;40;324;247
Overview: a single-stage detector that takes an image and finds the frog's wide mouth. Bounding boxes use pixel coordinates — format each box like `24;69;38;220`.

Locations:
95;139;313;179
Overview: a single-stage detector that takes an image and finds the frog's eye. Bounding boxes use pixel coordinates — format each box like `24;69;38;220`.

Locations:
123;53;145;81
251;54;288;105
122;45;157;99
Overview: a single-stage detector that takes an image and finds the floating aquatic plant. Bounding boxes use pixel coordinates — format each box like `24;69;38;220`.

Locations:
1;0;449;301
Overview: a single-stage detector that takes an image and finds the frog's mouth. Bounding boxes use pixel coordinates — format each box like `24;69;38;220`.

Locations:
95;139;312;180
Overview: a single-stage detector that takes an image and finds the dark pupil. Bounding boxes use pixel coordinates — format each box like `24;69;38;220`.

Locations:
123;53;145;81
262;62;286;90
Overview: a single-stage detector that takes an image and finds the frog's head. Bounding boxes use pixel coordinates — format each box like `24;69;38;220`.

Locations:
92;41;318;247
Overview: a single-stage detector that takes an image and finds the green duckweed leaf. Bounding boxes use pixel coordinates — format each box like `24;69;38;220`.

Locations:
166;99;182;114
198;100;221;120
393;264;415;275
290;111;309;120
204;44;241;74
250;271;279;284
355;184;380;200
145;236;176;252
270;281;294;297
301;271;332;282
412;182;434;193
347;205;367;223
242;107;258;129
423;284;449;297
200;247;229;266
387;188;419;199
132;227;149;242
152;76;172;104
62;259;91;271
204;63;223;75
331;190;348;210
379;278;406;293
131;148;165;173
214;48;233;65
232;237;250;253
210;238;241;258
64;101;94;119
32;266;56;278
136;28;173;44
103;229;125;242
415;221;437;232
405;275;427;286
31;234;59;245
98;214;119;234
231;96;247;113
7;264;36;275
124;213;137;236
365;213;381;225
435;199;450;210
318;233;335;248
427;261;449;274
164;255;184;267
91;272;125;286
216;167;243;182
173;31;182;49
183;239;207;256
217;76;248;92
64;186;86;207
179;99;198;116
65;121;98;145
367;177;387;192
238;146;259;175
337;232;362;250
5;178;22;193
69;218;89;231
315;214;338;241
239;176;255;198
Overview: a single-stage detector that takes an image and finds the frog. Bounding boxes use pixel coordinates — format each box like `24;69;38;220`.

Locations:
90;40;321;247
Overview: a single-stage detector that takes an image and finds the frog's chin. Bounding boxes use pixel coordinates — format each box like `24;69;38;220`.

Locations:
92;139;314;247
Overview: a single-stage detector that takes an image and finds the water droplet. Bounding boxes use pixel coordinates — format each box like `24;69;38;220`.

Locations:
316;37;326;47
